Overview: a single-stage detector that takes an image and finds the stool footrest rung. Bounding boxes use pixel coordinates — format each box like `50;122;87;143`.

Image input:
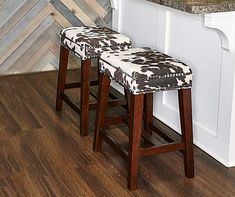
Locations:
140;142;185;157
62;93;127;115
88;103;97;110
104;115;129;126
64;80;98;89
107;99;127;107
89;87;127;104
100;130;128;161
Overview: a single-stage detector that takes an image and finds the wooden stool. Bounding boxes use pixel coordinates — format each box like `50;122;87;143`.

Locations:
55;26;132;136
93;47;194;190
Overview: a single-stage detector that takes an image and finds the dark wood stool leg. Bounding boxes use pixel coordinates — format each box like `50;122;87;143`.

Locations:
124;89;130;114
128;93;144;191
93;74;110;152
144;93;153;134
178;89;194;178
80;59;92;136
56;45;69;111
96;58;100;78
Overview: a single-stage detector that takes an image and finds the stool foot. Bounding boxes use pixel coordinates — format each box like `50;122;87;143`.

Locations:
178;89;194;178
80;59;92;137
128;94;144;191
56;45;69;112
93;74;110;152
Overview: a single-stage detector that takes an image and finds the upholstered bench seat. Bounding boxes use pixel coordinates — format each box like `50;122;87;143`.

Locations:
100;47;192;95
94;47;194;190
56;25;132;136
60;26;132;60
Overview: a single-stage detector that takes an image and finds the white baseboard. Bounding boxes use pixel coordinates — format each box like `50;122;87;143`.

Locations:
194;140;232;167
228;160;235;167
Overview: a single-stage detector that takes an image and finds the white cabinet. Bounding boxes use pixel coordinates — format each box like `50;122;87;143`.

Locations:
111;0;235;167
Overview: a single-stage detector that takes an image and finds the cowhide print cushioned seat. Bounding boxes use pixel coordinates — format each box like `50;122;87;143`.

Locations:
56;26;132;137
99;47;192;95
93;47;194;190
60;26;132;60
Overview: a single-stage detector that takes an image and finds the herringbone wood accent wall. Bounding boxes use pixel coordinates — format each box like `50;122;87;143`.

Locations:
0;0;112;75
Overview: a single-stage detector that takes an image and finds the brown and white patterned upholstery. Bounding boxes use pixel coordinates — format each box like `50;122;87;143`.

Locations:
100;47;192;95
60;26;132;60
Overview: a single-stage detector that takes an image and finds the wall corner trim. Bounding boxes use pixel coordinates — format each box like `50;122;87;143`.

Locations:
110;0;119;10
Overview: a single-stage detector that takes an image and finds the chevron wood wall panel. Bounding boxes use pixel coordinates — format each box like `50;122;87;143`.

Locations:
0;0;112;75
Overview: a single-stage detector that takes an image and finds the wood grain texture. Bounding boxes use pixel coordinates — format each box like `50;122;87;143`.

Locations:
0;0;112;75
0;70;234;196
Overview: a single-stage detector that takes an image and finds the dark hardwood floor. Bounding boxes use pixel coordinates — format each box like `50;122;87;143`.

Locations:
0;70;234;196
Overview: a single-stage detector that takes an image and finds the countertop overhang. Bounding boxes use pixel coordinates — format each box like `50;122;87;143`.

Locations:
146;0;235;14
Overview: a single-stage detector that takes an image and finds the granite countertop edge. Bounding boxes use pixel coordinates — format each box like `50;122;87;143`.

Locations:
147;0;235;14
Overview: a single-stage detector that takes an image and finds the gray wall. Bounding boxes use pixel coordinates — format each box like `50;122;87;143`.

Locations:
0;0;112;75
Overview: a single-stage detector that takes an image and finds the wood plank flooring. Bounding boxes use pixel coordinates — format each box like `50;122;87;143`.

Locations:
0;0;111;75
0;70;234;196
